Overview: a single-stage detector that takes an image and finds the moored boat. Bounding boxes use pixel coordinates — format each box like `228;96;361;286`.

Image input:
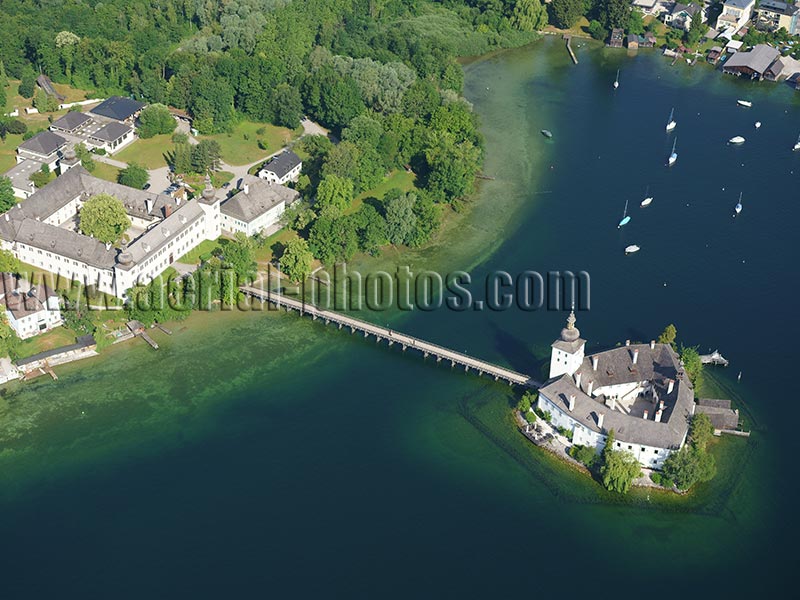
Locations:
755;121;761;129
729;136;745;145
541;129;553;139
737;99;752;107
666;107;676;132
618;199;630;228
668;138;678;166
793;132;800;151
735;192;743;215
625;245;640;254
641;185;653;207
613;69;619;90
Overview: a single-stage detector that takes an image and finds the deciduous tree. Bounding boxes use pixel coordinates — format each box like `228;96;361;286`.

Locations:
138;103;177;138
280;237;314;282
117;163;150;189
0;176;16;212
79;193;131;243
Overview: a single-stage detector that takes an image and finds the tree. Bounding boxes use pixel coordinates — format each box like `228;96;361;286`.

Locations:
0;248;20;274
280;237;314;282
424;133;481;202
662;444;716;490
316;175;354;213
79;193;131;244
18;66;36;99
685;12;708;47
271;83;303;129
0;176;15;212
600;0;631;31
601;449;641;493
680;344;703;389
302;65;364;131
351;203;387;256
29;164;54;188
117;163;149;189
628;9;645;35
402;80;440;121
550;0;586;30
137;104;176;138
657;324;677;347
689;413;715;451
73;143;96;172
384;189;418;246
33;89;58;113
0;312;19;359
588;20;608;41
190;139;221;173
222;232;256;280
510;0;548;32
308;214;358;264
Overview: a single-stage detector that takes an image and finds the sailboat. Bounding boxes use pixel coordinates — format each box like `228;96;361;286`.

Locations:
613;69;619;90
618;199;630;228
755;121;761;129
728;136;745;145
667;138;678;166
734;192;743;215
737;99;752;108
641;186;653;207
793;132;800;151
665;108;676;132
625;245;640;254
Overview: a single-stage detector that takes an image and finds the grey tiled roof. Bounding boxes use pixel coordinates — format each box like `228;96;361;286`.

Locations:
260;151;301;179
89;121;132;142
18;131;67;157
552;338;586;353
51;111;92;132
697;398;732;409
16;335;96;367
220;178;298;223
724;44;780;74
13;218;118;269
695;404;739;430
0;272;55;319
90;96;144;121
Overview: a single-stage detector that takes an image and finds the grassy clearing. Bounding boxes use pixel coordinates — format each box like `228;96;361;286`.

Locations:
90;161;121;183
177;239;223;264
0;133;24;173
200;121;301;166
114;134;174;169
349;170;417;214
15;326;77;359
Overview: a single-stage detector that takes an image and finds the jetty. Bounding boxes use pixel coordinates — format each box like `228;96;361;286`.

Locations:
240;286;538;387
127;320;159;350
564;35;579;65
700;350;729;367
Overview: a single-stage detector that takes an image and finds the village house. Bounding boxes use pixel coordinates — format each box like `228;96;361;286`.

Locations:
50;111;93;135
16;131;67;170
86;121;135;154
0;272;61;339
220;176;299;237
715;0;756;35
707;45;724;63
665;3;704;31
754;0;800;36
257;151;302;185
536;312;738;470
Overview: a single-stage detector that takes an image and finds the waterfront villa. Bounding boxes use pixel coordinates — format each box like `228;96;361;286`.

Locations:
257;151;302;185
537;312;738;469
715;0;756;35
665;3;705;32
754;0;800;36
220;176;299;236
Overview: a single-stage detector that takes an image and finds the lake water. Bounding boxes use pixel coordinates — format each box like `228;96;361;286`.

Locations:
0;38;797;597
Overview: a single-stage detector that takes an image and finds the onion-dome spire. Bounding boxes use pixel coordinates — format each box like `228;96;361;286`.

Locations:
201;173;216;201
560;308;580;342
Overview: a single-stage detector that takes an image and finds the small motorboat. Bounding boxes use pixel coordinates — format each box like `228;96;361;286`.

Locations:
755;121;761;129
625;245;640;254
729;136;745;145
737;99;752;107
541;129;553;139
734;192;743;215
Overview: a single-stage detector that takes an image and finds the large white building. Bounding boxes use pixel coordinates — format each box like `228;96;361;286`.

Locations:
537;312;697;470
0;158;299;300
716;0;756;34
257;151;302;185
0;272;62;339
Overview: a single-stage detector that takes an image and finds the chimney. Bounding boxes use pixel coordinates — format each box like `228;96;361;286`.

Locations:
610;397;617;410
597;413;604;429
105;242;111;251
164;204;173;218
643;409;649;420
625;339;630;346
243;182;250;195
574;371;582;388
592;356;599;371
3;214;7;222
632;348;639;365
655;409;663;423
667;379;674;394
176;196;182;206
650;340;656;349
659;400;665;410
145;198;154;213
587;380;594;396
568;395;576;411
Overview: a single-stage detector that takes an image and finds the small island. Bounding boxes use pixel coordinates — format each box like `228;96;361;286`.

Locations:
517;312;743;494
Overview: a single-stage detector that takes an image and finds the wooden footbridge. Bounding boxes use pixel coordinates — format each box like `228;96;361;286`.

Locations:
240;286;539;387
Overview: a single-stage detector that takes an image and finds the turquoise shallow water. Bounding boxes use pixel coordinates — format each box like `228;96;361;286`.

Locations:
0;38;796;597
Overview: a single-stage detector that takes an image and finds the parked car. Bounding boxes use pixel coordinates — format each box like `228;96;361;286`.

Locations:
142;183;151;190
222;182;230;189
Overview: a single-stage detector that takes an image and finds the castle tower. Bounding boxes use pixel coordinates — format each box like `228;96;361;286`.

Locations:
58;147;81;174
196;173;221;240
549;309;586;379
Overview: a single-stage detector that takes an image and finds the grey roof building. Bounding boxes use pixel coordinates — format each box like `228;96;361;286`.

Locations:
723;44;781;79
90;96;145;122
89;122;132;143
50;111;92;133
17;131;67;161
221;177;299;223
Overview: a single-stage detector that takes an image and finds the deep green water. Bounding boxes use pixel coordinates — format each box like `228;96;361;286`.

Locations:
0;38;797;597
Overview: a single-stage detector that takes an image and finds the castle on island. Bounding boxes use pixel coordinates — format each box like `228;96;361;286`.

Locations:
536;311;739;469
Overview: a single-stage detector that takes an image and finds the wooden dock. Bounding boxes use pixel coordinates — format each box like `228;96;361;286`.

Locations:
700;350;729;367
564;35;578;65
240;286;538;387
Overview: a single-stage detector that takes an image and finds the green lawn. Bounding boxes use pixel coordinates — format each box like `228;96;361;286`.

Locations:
0;133;24;173
177;238;222;264
349;170;417;213
199;121;301;166
114;134;175;169
15;326;77;359
90;161;121;183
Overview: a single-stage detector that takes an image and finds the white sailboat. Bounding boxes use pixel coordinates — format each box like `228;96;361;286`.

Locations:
641;186;653;207
737;99;752;107
625;245;640;254
734;192;743;215
793;132;800;151
613;69;619;90
729;136;745;145
665;107;676;132
668;138;678;166
618;199;630;228
755;121;761;129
